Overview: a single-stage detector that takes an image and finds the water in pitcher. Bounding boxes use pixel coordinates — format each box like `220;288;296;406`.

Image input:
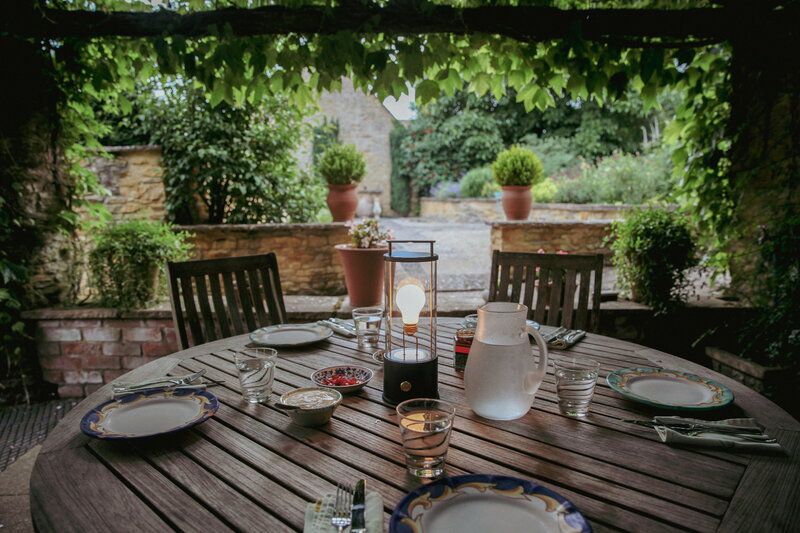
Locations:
465;339;539;419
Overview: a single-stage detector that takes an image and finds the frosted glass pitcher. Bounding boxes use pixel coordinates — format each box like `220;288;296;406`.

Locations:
464;302;548;420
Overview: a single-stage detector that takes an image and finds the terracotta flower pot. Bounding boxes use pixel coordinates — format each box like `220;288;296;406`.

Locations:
501;185;532;220
327;184;358;222
336;245;388;307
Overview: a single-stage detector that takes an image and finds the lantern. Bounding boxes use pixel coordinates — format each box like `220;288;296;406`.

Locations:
381;240;438;405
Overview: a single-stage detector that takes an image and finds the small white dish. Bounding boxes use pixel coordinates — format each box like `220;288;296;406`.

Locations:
249;323;333;347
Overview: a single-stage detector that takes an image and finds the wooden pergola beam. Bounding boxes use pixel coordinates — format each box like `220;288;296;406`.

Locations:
2;3;792;45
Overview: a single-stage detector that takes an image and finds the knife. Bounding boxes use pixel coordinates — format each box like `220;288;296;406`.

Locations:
351;479;366;533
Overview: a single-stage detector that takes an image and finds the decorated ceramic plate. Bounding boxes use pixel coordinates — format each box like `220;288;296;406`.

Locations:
250;323;333;347
389;474;591;533
80;388;219;440
311;365;374;393
606;367;734;410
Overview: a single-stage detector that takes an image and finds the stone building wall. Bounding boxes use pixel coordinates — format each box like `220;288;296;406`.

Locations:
490;220;613;259
180;224;350;295
298;78;397;215
86;146;167;221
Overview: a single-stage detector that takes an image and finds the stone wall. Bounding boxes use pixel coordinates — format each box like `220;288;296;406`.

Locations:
421;198;633;223
86;145;166;221
298;78;396;215
23;308;178;398
727;33;800;298
180;224;350;295
490;220;613;259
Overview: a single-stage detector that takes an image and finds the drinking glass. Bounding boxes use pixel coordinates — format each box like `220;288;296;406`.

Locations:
396;398;456;478
553;356;600;417
352;307;383;349
234;347;278;404
463;313;478;329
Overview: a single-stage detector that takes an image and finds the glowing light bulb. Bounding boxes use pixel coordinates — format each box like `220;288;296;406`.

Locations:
396;279;426;335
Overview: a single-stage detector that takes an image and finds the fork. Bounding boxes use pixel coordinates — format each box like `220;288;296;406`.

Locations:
330;483;352;533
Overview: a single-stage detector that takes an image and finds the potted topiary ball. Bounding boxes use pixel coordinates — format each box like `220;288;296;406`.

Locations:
336;219;392;307
318;143;366;222
492;146;544;220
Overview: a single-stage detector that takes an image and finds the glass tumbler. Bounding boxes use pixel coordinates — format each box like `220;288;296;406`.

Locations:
396;398;456;478
352;307;383;349
553;356;600;417
234;347;278;404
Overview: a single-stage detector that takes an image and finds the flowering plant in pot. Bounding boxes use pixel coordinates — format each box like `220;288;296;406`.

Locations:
336;219;393;307
492;146;544;220
318;143;366;221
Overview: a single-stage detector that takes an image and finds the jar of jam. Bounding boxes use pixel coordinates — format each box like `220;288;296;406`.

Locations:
454;327;475;373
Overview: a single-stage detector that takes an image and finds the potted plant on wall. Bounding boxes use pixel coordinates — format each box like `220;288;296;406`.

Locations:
608;208;696;313
318;143;366;222
336;219;392;307
492;146;544;220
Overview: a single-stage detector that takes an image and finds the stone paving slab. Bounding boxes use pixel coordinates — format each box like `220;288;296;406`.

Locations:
0;445;38;532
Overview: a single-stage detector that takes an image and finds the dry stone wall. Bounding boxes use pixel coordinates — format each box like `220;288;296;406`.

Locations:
490;220;613;259
421;198;632;223
181;224;350;295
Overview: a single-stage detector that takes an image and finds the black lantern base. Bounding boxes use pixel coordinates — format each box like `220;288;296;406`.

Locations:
382;350;439;405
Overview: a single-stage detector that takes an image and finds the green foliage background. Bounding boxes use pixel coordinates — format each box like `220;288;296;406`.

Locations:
89;220;193;310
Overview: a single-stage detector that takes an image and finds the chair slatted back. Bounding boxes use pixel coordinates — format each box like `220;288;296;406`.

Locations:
488;251;604;332
167;253;287;350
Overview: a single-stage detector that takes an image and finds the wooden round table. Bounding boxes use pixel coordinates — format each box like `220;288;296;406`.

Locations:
31;318;799;532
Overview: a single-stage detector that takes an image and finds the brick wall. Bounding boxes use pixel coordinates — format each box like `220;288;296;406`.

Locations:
181;223;350;295
420;198;635;223
25;309;178;398
490;220;613;259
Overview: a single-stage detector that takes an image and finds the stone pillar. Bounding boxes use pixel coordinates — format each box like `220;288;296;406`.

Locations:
727;31;800;299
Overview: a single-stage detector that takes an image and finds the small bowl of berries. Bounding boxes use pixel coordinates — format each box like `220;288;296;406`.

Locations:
311;365;374;394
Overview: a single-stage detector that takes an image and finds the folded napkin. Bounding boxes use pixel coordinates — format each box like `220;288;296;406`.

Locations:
652;416;783;453
304;490;384;533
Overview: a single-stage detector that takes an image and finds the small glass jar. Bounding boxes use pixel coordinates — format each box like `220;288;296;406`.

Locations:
454;327;475;373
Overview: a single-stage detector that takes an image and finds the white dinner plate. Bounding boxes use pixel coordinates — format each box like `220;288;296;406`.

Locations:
390;474;591;533
606;367;734;410
80;388;218;439
249;323;333;347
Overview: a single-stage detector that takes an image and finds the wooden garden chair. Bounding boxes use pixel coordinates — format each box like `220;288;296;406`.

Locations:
167;253;287;349
488;250;604;332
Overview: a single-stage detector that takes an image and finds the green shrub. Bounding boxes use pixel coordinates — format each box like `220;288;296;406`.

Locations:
311;118;340;168
460;167;493;198
481;180;501;198
317;144;366;185
148;84;321;224
609;208;696;313
532;178;558;203
89;220;192;310
493;147;544;187
389;125;412;215
521;134;583;179
738;214;800;367
554;147;673;204
394;110;503;196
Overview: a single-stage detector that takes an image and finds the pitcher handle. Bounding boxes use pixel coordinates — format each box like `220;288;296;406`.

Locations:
524;325;549;394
